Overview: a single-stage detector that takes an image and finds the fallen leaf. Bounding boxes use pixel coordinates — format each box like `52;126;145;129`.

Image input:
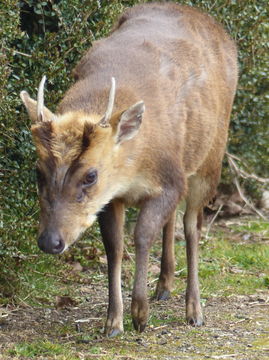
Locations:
71;262;83;272
55;296;76;309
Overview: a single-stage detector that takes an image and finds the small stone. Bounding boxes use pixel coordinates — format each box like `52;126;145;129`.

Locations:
71;262;83;272
259;191;269;210
76;338;90;344
135;338;147;347
242;233;251;241
161;329;169;335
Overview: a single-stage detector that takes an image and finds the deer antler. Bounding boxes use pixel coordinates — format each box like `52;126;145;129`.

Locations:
37;75;47;122
98;77;116;128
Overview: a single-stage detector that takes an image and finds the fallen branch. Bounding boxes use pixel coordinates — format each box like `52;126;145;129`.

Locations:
13;50;32;58
226;152;269;184
211;354;240;359
205;204;223;240
226;152;268;220
233;177;267;220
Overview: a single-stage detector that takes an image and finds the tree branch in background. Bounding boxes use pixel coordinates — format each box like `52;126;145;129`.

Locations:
226;152;269;184
226;152;268;220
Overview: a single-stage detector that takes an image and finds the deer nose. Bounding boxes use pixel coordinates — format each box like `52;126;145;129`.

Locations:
38;230;65;254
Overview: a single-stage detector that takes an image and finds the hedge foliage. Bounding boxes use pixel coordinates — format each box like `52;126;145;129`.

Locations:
0;0;268;261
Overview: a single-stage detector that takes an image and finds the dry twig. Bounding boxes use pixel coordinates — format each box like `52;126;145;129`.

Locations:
226;152;269;184
226;152;268;220
233;177;267;220
205;204;223;239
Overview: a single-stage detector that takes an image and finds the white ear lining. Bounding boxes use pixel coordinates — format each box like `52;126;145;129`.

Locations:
115;101;145;144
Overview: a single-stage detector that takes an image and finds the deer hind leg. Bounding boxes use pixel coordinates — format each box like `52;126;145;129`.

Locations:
155;210;176;300
184;174;215;326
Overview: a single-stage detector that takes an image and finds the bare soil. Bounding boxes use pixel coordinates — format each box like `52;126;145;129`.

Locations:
0;284;268;359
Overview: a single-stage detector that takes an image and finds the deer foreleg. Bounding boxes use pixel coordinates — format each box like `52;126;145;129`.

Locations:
98;200;125;337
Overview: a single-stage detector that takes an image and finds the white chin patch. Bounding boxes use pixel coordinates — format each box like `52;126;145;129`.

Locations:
60;243;69;254
87;214;97;227
59;215;97;254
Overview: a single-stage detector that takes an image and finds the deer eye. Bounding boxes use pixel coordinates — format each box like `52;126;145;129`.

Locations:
82;169;98;187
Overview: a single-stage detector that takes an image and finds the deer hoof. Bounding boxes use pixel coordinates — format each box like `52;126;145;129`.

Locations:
155;289;171;301
105;317;123;337
131;298;148;332
106;327;123;337
186;315;204;327
132;318;147;333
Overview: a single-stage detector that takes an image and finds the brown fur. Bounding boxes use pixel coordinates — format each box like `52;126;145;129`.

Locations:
21;2;237;336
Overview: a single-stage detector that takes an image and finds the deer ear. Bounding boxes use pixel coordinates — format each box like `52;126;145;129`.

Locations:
115;101;145;144
20;91;56;123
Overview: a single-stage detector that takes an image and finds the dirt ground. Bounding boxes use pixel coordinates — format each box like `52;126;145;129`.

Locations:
1;215;269;359
0;284;268;359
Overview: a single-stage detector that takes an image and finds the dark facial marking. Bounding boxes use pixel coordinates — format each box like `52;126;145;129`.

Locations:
82;122;94;151
61;122;95;192
65;161;83;182
33;122;56;171
36;166;46;191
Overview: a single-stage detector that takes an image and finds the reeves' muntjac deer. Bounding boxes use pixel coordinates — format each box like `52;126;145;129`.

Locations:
20;3;237;336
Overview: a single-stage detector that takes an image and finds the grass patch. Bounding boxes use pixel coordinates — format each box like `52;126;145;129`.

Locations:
172;217;269;298
7;340;75;359
0;252;68;306
12;254;77;307
227;243;269;270
230;220;269;234
198;237;269;296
